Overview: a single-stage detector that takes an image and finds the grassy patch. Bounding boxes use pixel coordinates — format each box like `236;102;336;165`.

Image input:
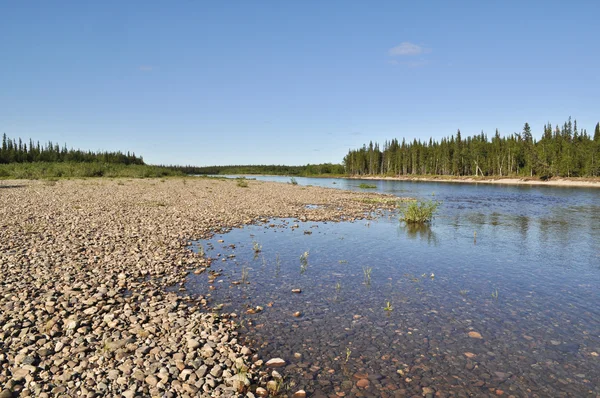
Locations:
236;177;249;188
0;162;183;179
358;183;377;189
399;199;441;224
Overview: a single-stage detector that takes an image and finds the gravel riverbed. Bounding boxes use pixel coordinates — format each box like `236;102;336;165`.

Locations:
0;178;396;397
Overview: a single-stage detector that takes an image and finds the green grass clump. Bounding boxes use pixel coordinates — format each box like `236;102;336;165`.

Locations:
289;177;298;185
358;183;377;189
399;199;440;224
236;177;249;188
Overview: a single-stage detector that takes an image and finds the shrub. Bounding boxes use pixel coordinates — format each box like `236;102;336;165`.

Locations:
290;177;298;185
236;177;249;188
399;199;440;224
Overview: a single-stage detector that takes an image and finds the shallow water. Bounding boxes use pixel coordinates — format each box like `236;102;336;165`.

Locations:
188;178;600;397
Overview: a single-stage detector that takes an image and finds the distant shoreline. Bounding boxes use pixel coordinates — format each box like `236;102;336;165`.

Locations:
348;175;600;188
213;173;600;188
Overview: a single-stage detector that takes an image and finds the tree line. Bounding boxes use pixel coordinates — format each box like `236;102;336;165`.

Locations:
180;163;345;176
344;118;600;178
0;134;144;165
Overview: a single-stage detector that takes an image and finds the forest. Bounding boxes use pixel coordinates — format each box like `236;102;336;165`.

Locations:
178;163;345;176
344;119;600;178
0;134;144;165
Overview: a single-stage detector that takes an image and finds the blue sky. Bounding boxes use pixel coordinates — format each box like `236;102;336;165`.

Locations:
1;1;599;166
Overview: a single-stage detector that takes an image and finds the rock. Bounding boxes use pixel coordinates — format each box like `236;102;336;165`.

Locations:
0;390;12;398
83;306;98;315
468;331;483;339
464;352;477;358
65;319;78;330
292;390;307;398
187;339;201;350
11;367;30;381
145;375;158;386
293;311;302;317
265;358;286;368
266;380;279;393
255;387;268;397
210;365;223;378
356;378;370;388
292;289;302;293
241;346;252;355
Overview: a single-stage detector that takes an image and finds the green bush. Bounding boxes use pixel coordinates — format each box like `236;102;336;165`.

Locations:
236;177;249;188
399;199;440;224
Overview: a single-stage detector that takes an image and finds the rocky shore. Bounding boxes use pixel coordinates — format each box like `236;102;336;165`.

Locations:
0;178;397;397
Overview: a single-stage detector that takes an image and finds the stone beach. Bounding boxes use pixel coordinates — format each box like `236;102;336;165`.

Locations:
0;178;396;397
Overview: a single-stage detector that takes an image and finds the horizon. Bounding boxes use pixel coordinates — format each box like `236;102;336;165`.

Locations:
2;2;599;166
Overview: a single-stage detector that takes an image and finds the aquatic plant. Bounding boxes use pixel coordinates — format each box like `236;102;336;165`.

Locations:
252;241;262;253
399;199;441;224
384;301;393;311
345;347;351;362
197;244;205;257
491;288;499;300
362;266;372;286
299;251;309;274
290;177;298;185
358;183;377;189
275;253;281;277
335;281;342;293
459;289;469;297
241;266;249;284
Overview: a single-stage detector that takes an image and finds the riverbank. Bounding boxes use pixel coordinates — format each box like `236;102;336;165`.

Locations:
351;175;600;188
0;178;397;397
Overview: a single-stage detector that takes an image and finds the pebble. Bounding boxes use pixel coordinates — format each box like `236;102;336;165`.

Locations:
266;358;286;368
356;379;370;388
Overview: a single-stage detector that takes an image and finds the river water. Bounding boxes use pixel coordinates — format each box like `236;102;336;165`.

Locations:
189;176;600;397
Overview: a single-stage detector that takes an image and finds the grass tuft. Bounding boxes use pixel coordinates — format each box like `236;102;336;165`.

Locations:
236;177;249;188
399;199;441;224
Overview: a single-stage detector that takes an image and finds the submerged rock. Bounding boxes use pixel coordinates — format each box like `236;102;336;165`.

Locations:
266;358;286;368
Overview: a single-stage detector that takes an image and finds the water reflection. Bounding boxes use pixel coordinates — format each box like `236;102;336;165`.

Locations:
398;223;439;245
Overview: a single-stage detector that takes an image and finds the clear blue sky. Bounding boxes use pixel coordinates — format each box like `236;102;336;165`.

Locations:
1;1;598;166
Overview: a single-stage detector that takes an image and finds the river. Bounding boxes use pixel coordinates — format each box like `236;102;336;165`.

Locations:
189;175;600;397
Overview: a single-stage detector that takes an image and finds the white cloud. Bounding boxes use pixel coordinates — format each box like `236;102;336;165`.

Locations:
388;42;428;56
